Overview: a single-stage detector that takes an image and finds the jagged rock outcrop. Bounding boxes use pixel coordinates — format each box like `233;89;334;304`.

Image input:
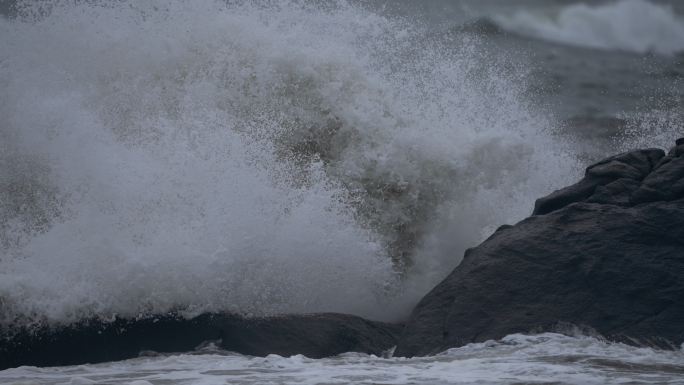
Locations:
394;139;684;357
532;148;666;215
0;313;403;370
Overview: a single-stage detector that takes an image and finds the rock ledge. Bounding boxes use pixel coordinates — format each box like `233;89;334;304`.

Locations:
395;140;684;357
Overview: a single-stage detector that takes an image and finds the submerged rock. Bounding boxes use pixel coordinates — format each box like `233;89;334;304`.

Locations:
395;140;684;357
0;313;402;370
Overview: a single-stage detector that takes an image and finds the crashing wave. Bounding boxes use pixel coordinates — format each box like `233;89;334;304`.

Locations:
0;0;583;328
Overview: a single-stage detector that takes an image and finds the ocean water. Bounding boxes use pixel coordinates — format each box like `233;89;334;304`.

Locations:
1;0;683;383
2;334;684;384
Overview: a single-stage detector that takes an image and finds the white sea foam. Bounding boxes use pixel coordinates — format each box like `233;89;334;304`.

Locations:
493;0;684;55
0;0;582;327
1;333;683;384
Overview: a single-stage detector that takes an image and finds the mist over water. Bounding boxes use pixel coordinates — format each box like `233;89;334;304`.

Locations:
0;0;681;334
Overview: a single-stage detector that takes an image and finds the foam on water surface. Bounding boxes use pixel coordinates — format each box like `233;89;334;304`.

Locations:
1;333;683;384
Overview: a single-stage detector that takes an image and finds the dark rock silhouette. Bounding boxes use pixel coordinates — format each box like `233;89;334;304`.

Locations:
395;140;684;357
0;313;402;370
630;143;684;205
533;148;665;215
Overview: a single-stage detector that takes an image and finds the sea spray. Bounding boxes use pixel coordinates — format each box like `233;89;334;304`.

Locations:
0;0;582;328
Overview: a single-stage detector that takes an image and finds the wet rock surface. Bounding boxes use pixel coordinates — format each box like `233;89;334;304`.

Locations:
0;313;403;370
395;140;684;358
532;148;665;215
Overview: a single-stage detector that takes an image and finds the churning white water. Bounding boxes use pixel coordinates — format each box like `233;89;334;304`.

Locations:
0;0;587;327
2;334;684;384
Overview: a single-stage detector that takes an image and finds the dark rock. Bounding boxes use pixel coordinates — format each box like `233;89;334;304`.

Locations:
0;313;402;370
531;175;615;216
676;137;684;146
532;148;664;215
630;157;684;205
586;178;640;206
394;200;684;357
629;142;684;205
395;141;684;358
652;154;675;171
651;143;684;171
585;148;664;177
221;313;403;358
669;143;684;158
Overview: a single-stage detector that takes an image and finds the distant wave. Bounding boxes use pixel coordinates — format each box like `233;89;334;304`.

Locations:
493;0;684;55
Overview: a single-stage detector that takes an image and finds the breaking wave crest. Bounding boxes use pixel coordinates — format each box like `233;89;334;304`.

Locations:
0;0;581;328
493;0;684;55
